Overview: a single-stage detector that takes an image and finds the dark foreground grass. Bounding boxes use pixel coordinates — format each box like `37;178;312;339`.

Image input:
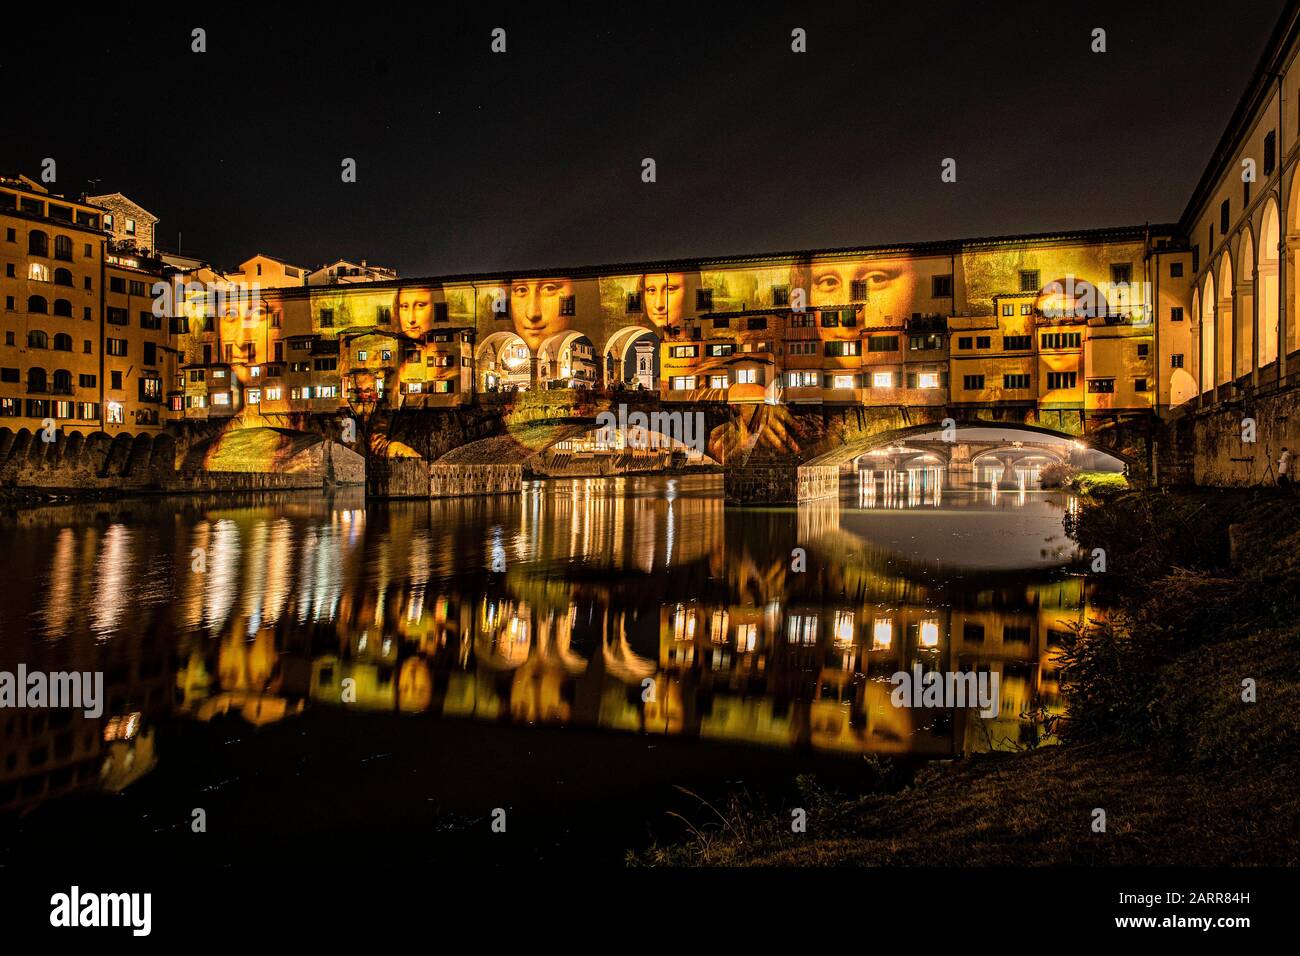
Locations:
636;488;1300;866
634;744;1299;866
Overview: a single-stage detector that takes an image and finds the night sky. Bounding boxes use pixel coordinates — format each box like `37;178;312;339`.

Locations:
4;0;1288;278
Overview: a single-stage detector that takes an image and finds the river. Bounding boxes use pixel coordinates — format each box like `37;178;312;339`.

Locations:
0;474;1092;860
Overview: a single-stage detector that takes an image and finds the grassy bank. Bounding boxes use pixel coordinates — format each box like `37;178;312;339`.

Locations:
636;488;1300;866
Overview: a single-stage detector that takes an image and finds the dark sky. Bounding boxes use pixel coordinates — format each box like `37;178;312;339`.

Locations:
4;0;1288;278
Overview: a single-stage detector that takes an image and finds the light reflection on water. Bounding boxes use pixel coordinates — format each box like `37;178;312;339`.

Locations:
0;474;1096;813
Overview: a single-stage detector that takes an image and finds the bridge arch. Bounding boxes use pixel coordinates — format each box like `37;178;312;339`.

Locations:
1200;271;1216;394
1287;164;1300;357
536;330;597;388
603;325;660;389
804;419;1135;469
476;331;531;392
1216;253;1234;389
1259;196;1281;368
1236;227;1255;379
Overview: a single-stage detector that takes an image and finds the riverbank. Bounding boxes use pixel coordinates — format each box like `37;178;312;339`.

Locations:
638;487;1300;866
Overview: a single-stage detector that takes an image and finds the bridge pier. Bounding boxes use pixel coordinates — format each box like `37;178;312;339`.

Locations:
724;460;839;505
994;453;1026;490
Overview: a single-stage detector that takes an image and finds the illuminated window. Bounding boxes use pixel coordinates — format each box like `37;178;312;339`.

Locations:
832;374;854;389
212;392;230;405
919;620;940;648
871;619;893;650
917;372;940;389
709;374;728;388
106;401;124;424
787;614;818;645
834;610;855;644
265;387;282;400
737;368;756;384
247;389;261;405
671;605;697;642
872;371;894;388
670;376;696;390
28;262;49;282
735;623;756;652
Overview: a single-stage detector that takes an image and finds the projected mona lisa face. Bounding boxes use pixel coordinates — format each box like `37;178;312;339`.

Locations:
805;259;916;317
640;272;684;331
396;286;435;339
510;277;573;353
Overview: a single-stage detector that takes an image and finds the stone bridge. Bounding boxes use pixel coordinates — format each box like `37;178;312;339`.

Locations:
365;392;1157;503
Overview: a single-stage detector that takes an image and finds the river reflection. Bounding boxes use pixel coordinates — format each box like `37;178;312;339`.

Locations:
0;475;1094;815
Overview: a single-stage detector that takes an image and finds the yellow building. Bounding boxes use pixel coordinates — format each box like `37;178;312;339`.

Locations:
0;176;106;433
102;249;169;433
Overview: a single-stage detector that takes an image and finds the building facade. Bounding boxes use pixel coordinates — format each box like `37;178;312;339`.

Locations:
9;3;1300;442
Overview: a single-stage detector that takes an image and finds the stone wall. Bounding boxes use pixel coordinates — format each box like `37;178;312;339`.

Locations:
1158;377;1300;486
725;460;799;504
368;458;430;497
429;464;522;497
797;465;840;502
0;423;364;495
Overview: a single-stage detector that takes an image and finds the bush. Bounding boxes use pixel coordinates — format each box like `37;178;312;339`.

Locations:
1070;470;1127;500
1038;461;1075;489
1058;490;1300;761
